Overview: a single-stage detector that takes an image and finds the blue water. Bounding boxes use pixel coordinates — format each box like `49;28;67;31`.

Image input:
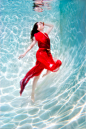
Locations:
0;0;86;129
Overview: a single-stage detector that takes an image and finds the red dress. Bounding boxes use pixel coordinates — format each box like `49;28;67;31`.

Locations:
20;32;62;95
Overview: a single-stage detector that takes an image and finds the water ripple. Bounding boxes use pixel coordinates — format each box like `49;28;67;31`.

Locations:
0;0;86;129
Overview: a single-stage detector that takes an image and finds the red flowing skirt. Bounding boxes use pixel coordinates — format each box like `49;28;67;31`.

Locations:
20;48;62;95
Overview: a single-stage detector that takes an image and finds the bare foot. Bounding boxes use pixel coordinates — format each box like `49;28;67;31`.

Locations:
31;92;35;102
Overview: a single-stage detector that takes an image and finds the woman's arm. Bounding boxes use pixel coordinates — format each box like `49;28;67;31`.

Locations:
44;23;54;34
18;38;37;59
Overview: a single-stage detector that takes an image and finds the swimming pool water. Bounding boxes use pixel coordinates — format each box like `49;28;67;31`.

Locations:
0;0;86;129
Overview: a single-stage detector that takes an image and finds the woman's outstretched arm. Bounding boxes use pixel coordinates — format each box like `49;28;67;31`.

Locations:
18;38;37;59
44;23;54;34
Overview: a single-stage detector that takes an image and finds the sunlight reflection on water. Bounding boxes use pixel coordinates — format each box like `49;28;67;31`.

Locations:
0;0;86;129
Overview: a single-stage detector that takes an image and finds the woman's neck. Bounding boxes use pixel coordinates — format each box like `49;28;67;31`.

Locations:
40;30;44;33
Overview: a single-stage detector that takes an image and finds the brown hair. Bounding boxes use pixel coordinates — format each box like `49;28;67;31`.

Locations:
31;22;39;41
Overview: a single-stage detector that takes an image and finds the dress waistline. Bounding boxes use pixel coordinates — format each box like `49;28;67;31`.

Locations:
39;48;51;53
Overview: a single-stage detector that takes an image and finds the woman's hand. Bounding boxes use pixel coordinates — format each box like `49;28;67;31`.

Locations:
18;39;37;60
18;53;26;59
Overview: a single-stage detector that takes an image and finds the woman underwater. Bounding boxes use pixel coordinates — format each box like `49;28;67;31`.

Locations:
18;22;62;102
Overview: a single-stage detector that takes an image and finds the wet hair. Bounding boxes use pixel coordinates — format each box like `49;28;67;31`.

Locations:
31;22;39;41
33;3;39;10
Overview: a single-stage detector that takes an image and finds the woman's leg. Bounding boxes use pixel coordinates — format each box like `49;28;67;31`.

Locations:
20;61;44;96
31;74;40;102
42;70;51;77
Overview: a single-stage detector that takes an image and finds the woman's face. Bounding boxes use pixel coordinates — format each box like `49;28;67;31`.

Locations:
37;22;44;31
